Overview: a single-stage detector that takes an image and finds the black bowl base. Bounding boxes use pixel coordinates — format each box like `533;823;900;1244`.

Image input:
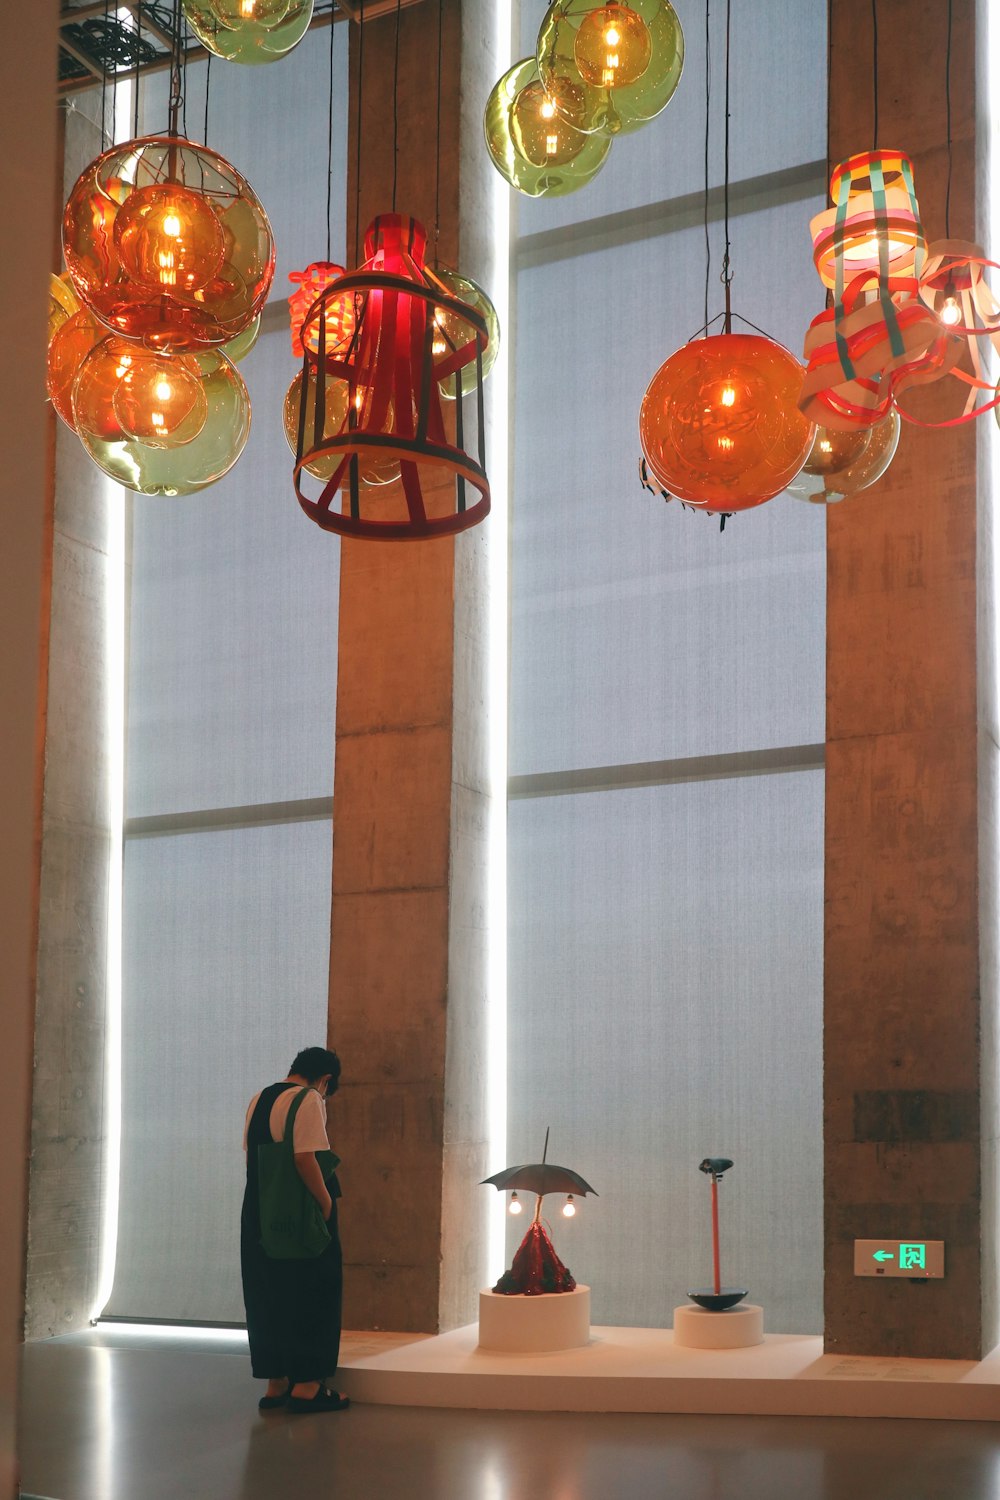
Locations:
686;1288;748;1312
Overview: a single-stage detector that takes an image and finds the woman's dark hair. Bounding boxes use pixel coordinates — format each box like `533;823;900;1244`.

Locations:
289;1047;341;1092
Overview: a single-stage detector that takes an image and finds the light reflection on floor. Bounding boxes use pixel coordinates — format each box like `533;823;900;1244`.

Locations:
18;1332;1000;1500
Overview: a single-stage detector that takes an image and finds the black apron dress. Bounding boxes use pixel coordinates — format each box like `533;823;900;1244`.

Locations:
240;1082;343;1383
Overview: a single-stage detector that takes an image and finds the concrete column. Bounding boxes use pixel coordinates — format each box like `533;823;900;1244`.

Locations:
329;0;500;1332
0;1;61;1490
23;104;118;1341
824;0;995;1358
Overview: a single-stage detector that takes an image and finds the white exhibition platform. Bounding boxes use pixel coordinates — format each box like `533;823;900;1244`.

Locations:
337;1321;1000;1422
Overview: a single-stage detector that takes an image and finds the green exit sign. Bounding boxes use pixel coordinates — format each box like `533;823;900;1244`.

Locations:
854;1240;945;1278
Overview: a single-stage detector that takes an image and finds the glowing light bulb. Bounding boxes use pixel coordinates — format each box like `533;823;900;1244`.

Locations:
111;349;208;449
162;211;182;238
719;384;736;407
937;283;962;327
562;1196;576;1218
511;80;588;168
241;0;256;14
818;438;833;454
508;1193;523;1216
114;184;226;296
716;435;735;455
574;4;653;90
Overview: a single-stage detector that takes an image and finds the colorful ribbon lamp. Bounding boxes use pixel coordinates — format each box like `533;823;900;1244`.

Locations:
292;214;491;540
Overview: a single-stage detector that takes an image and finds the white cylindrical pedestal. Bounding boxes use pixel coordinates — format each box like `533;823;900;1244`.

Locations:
673;1302;764;1349
478;1286;591;1353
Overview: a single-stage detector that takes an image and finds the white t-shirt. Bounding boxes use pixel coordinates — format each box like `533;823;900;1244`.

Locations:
243;1085;331;1154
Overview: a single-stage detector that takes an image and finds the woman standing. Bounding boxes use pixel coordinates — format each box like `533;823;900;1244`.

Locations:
241;1046;350;1414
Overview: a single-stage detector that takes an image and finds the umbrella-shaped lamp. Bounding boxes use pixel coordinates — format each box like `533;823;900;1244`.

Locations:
481;1129;597;1295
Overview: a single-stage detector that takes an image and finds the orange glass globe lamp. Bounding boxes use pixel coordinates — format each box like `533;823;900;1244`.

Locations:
73;337;250;494
46;309;105;430
785;409;900;504
63;136;274;352
537;0;684;136
639;333;815;512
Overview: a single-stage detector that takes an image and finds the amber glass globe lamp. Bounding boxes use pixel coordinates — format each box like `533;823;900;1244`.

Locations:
46;310;105;430
73;337;250;494
63;136;274;352
182;0;313;64
48;272;80;346
537;0;684;136
484;57;611;197
639;333;815;512
283;371;400;487
786;410;900;504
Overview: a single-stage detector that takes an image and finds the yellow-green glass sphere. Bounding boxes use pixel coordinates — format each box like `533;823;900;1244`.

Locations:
537;0;684;136
284;371;401;487
182;0;313;64
433;267;500;400
73;337;250;494
484;57;611;197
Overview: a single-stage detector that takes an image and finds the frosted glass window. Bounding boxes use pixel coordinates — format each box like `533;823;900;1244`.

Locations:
510;199;827;778
125;327;341;819
507;772;824;1333
108;820;333;1323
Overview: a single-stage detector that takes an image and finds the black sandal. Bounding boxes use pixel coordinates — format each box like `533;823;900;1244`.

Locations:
286;1386;351;1414
258;1386;289;1412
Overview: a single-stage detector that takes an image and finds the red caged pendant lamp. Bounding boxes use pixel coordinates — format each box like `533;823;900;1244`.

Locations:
292;214;491;539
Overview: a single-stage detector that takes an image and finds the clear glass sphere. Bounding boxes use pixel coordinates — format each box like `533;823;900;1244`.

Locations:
538;0;684;136
786;410;901;504
639;333;815;512
74;338;250;494
183;0;313;63
484;57;611;197
63;136;274;351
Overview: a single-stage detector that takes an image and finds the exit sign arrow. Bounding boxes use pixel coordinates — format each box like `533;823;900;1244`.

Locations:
872;1250;895;1263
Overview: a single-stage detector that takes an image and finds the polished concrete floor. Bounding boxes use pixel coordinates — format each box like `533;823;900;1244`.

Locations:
18;1328;1000;1500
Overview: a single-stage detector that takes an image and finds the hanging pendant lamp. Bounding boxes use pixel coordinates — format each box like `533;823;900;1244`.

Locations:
433;267;500;399
182;0;314;65
484;56;612;198
640;332;815;514
288;262;353;358
62;135;275;351
785;410;900;504
536;0;684;136
292;214;491;540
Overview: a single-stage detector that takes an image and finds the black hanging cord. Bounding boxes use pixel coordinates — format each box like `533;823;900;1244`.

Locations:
391;0;403;212
168;0;183;137
871;0;879;152
182;13;189;139
703;0;711;336
944;0;953;236
721;0;732;328
204;53;211;145
433;0;444;259
133;3;142;136
354;0;364;264
100;0;110;145
326;4;336;262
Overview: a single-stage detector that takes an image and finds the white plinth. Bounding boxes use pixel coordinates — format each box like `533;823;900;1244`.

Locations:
477;1286;591;1353
673;1302;764;1349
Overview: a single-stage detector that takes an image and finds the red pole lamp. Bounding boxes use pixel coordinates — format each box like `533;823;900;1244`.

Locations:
72;337;251;495
639;332;815;515
292;214;491;540
484;56;612;198
687;1157;747;1312
62;136;274;353
182;0;314;65
536;0;684;136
